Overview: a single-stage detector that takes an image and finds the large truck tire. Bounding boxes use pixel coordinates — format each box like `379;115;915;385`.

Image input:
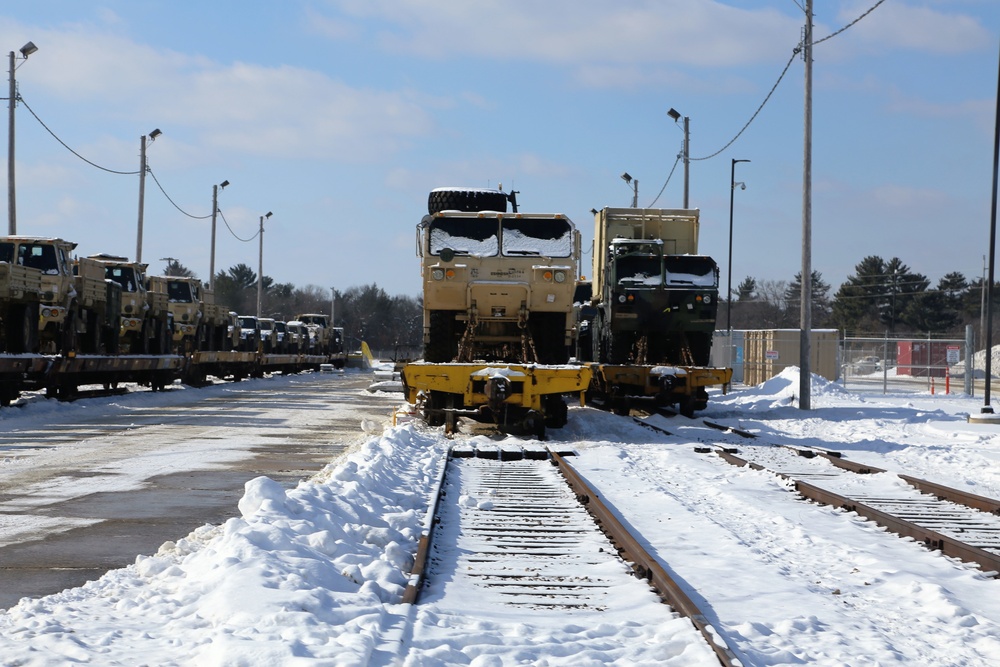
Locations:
530;312;568;364
5;303;38;354
427;188;508;214
425;310;459;362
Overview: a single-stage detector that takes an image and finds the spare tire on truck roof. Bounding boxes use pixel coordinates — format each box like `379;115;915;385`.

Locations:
428;187;508;214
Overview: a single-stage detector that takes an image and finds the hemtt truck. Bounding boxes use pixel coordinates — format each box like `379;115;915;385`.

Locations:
584;207;719;367
417;188;580;364
403;187;591;438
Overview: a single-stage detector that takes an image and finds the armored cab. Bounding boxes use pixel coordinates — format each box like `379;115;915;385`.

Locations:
586;208;719;366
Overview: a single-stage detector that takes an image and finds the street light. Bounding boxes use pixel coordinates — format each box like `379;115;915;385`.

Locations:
727;159;750;336
257;211;273;317
209;179;229;290
330;287;336;326
621;172;638;207
8;40;38;234
667;107;690;208
136;128;161;262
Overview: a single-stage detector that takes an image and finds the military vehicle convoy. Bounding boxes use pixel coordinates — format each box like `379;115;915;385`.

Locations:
0;237;121;355
293;313;347;368
0;238;338;403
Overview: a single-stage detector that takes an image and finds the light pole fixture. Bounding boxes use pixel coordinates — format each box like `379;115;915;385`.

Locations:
667;107;690;208
983;38;1000;414
330;287;336;325
621;172;638;208
209;179;229;290
727;159;750;334
257;211;273;317
136;128;161;262
8;40;38;235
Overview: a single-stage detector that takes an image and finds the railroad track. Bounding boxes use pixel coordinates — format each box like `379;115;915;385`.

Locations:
398;444;740;666
699;418;1000;575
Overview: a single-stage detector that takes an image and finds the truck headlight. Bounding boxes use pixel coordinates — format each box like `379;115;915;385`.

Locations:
703;295;711;304
432;268;444;281
554;271;566;283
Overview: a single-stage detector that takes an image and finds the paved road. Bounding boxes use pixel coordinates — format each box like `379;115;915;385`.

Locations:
0;370;402;609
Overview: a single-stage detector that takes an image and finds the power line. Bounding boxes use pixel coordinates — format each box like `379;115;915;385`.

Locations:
691;0;888;162
146;167;212;220
691;49;798;162
19;96;139;175
646;151;682;207
218;208;259;243
812;0;888;46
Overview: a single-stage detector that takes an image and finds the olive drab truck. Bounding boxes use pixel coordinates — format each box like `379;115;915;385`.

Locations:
579;208;731;416
586;208;720;366
88;254;171;354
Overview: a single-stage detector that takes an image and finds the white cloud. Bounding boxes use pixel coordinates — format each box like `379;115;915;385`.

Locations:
6;20;442;164
838;1;992;55
326;0;801;68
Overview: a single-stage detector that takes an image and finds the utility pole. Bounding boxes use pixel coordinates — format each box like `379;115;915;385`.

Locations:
136;134;147;262
7;50;17;235
799;0;813;411
136;128;161;263
982;39;1000;414
682;115;690;208
209;180;229;291
7;42;37;234
257;212;272;317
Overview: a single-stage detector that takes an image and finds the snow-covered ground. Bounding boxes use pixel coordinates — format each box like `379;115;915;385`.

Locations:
3;368;1000;665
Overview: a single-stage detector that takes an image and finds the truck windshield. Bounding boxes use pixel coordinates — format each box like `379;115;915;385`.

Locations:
167;281;194;302
18;244;59;274
429;218;499;257
615;256;663;286
106;267;140;292
664;256;718;287
501;218;573;257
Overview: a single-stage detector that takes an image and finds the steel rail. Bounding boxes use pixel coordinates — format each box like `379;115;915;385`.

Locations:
550;451;741;667
401;448;452;604
715;449;1000;575
704;419;1000;516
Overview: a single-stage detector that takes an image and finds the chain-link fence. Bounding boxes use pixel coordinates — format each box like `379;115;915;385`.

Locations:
713;328;981;396
840;334;973;395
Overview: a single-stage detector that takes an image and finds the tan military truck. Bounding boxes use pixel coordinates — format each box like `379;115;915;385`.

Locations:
0;237;120;354
88;254;171;354
0;253;42;353
148;276;228;353
416;188;580;364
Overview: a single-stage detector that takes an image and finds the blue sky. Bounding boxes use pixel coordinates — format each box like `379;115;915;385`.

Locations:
2;1;998;300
